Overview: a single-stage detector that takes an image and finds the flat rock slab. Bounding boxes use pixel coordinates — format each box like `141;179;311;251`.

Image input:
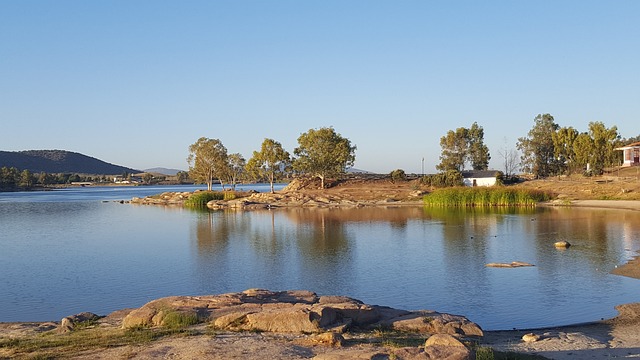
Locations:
485;261;535;268
122;289;483;337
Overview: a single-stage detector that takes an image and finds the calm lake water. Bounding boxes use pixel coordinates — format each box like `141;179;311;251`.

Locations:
1;185;640;330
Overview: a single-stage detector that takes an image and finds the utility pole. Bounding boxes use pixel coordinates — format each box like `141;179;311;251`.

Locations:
422;157;425;177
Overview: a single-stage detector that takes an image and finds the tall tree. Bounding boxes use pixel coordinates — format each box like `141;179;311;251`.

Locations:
225;153;246;191
437;122;490;172
293;127;356;189
19;169;33;188
187;137;228;191
467;122;490;170
0;167;19;188
552;126;579;174
517;114;561;178
246;138;291;193
588;121;620;174
437;127;468;172
572;132;593;172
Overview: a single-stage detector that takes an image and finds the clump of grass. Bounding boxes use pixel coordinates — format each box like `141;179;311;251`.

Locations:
184;191;241;207
476;346;496;360
161;310;200;329
424;187;552;207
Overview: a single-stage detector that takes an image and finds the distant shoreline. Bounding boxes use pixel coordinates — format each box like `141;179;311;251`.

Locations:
542;199;640;211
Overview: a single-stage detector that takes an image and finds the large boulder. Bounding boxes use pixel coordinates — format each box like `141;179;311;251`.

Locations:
122;289;483;339
377;310;483;337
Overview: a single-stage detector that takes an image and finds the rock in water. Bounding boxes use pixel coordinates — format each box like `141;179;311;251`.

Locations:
486;261;535;268
555;241;571;249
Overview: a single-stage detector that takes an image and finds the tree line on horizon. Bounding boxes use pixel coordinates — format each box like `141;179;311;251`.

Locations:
436;114;637;179
187;126;356;193
2;115;637;192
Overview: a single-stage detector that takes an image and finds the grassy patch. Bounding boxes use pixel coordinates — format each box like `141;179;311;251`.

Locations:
424;187;552;207
474;346;550;360
184;191;240;207
364;326;426;348
162;310;200;329
0;326;199;359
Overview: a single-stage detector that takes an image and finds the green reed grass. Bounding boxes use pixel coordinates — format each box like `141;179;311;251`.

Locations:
423;187;552;207
184;191;237;207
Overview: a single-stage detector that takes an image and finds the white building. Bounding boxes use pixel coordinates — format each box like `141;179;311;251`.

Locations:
615;141;640;167
461;170;502;187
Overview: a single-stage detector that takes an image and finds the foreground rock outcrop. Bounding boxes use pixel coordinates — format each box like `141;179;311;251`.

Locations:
6;292;640;359
122;289;483;339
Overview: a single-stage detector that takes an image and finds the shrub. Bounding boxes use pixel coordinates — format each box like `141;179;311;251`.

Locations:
390;169;407;182
421;170;464;188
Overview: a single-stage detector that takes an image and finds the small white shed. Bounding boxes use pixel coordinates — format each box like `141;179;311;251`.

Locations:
461;170;502;187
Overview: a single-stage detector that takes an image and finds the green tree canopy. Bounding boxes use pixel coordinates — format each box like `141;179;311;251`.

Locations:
467;122;490;170
19;169;33;188
588;121;620;174
224;153;246;190
437;122;490;172
187;137;228;191
517;114;562;178
293;127;356;189
246;138;291;193
572;132;593;172
437;127;468;172
552;126;579;174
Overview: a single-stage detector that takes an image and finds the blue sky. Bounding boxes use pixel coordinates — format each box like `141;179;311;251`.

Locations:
1;1;639;173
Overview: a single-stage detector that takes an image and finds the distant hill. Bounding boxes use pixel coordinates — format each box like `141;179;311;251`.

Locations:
143;167;184;176
347;167;373;174
0;150;140;175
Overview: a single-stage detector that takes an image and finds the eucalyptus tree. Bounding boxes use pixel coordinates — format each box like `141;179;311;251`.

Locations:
293;127;356;189
225;153;246;191
437;127;468;172
437;122;490;172
187;137;228;191
19;170;33;188
572;132;593;172
246;138;291;193
467;122;490;170
517;114;562;178
588;121;620;174
553;126;579;174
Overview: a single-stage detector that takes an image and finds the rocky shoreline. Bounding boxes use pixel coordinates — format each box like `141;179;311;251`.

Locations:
129;189;426;209
2;290;640;359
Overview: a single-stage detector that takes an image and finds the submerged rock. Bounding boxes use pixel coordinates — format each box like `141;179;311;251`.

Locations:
485;261;535;268
554;241;571;249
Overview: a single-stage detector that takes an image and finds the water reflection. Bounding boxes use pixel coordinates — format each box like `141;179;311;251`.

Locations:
3;196;640;329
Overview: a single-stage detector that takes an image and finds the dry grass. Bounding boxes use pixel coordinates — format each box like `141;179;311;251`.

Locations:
511;168;640;200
